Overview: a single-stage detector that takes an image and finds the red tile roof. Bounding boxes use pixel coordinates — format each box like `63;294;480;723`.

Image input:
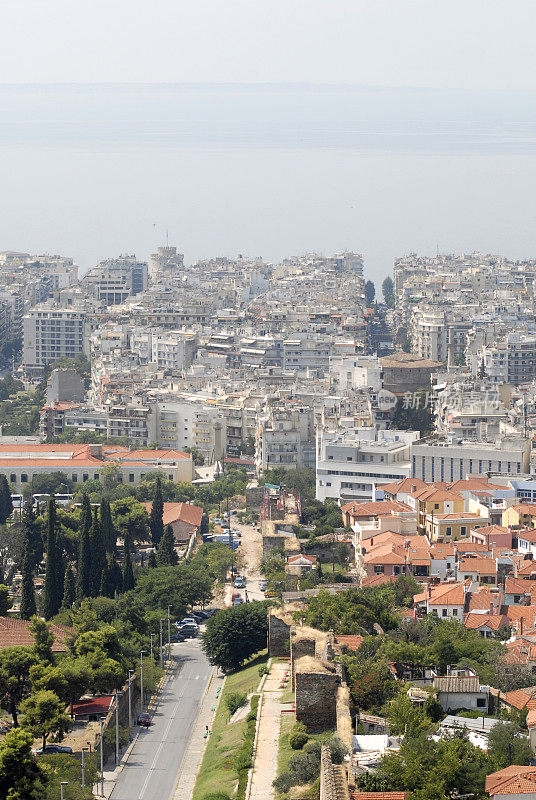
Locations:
352;794;406;800
464;612;509;631
335;635;364;652
141;502;203;528
0;617;74;651
72;696;115;717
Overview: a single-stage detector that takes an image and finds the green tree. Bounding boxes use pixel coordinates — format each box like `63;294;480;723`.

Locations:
100;555;123;598
0;646;39;726
202;602;268;672
157;524;177;566
76;493;91;600
148;550;157;569
43;498;61;620
28;618;54;663
386;692;434;738
382;276;395;308
20;689;70;751
111;496;149;543
0;727;47;800
56;658;92;717
19;541;37;620
487;721;533;770
21;500;43;572
30;471;73;497
0;584;13;616
89;507;106;596
0;474;13;524
149;478;164;547
365;280;376;305
62;564;75;609
100;497;116;555
122;536;135;592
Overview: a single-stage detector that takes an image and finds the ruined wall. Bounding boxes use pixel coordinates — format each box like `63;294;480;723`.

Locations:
295;669;340;732
268;613;292;657
290;633;317;689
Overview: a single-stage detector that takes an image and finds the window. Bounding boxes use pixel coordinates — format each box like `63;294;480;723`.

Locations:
476;698;486;708
374;565;384;574
72;474;77;482
461;526;467;536
446;526;452;536
21;474;27;483
9;474;15;483
434;503;439;510
129;473;135;483
442;609;447;617
452;609;458;616
168;474;173;481
83;473;89;482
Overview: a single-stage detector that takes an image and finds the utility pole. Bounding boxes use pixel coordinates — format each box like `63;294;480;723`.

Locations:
167;605;172;660
140;650;145;710
128;669;134;728
160;618;164;665
115;690;122;765
150;633;155;661
81;746;88;788
99;717;104;797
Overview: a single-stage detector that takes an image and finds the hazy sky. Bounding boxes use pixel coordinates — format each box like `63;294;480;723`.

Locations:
1;0;534;90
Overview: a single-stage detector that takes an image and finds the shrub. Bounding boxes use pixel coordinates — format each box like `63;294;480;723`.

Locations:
258;665;269;677
225;691;247;716
202;794;232;800
289;722;309;750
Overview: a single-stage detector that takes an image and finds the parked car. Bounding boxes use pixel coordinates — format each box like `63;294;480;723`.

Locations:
259;579;268;591
35;745;73;755
234;577;246;588
178;623;199;637
138;712;151;727
264;590;278;598
179;617;198;626
170;632;185;643
232;596;244;606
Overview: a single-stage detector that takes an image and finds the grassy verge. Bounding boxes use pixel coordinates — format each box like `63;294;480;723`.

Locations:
276;712;297;777
280;685;294;704
193;651;268;800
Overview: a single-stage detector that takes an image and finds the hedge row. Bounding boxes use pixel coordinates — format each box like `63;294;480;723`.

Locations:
235;694;260;800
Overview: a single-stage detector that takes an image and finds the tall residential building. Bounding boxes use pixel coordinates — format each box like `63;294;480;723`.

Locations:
256;405;316;473
22;305;88;380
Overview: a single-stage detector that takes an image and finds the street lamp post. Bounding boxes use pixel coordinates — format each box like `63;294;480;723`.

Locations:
128;669;134;728
99;717;104;797
60;782;68;800
115;690;122;765
150;633;155;661
160;618;164;666
167;605;172;660
81;746;88;788
140;650;145;710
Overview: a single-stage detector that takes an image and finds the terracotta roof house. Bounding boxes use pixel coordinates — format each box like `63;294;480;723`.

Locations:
464;612;509;637
71;695;115;721
141;501;203;544
413;581;468;620
0;617;74;651
486;766;536;799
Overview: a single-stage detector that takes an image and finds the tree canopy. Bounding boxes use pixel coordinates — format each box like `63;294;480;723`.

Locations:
202;602;268;672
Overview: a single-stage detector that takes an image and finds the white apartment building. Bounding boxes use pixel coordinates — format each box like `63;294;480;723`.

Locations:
329;355;382;393
411;437;530;482
256;405;316;473
83;255;148;305
316;425;419;502
156;400;226;462
150;330;197;371
22;306;89;380
282;337;333;374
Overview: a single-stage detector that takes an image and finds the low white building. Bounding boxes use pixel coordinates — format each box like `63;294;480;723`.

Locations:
316;425;419;502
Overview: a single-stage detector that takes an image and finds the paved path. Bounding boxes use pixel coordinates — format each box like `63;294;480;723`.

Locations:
248;661;289;800
107;638;212;800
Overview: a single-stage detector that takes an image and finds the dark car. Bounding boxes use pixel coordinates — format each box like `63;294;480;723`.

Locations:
178;624;199;638
35;744;73;755
138;712;151;727
170;632;185;643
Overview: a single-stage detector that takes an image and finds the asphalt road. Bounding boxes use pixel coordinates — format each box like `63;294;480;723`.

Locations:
110;638;212;800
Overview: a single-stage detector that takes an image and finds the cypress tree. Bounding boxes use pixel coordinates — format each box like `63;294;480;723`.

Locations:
0;474;13;525
100;498;116;555
76;495;91;601
19;538;36;620
22;500;43;572
100;555;123;598
149;478;164;547
157;524;177;566
89;507;106;596
147;550;157;569
62;564;75;609
122;535;135;592
43;498;60;619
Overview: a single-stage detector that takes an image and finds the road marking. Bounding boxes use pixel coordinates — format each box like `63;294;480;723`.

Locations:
195;675;200;680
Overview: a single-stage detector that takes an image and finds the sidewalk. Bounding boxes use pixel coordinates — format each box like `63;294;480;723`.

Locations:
248;661;288;800
172;666;225;800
